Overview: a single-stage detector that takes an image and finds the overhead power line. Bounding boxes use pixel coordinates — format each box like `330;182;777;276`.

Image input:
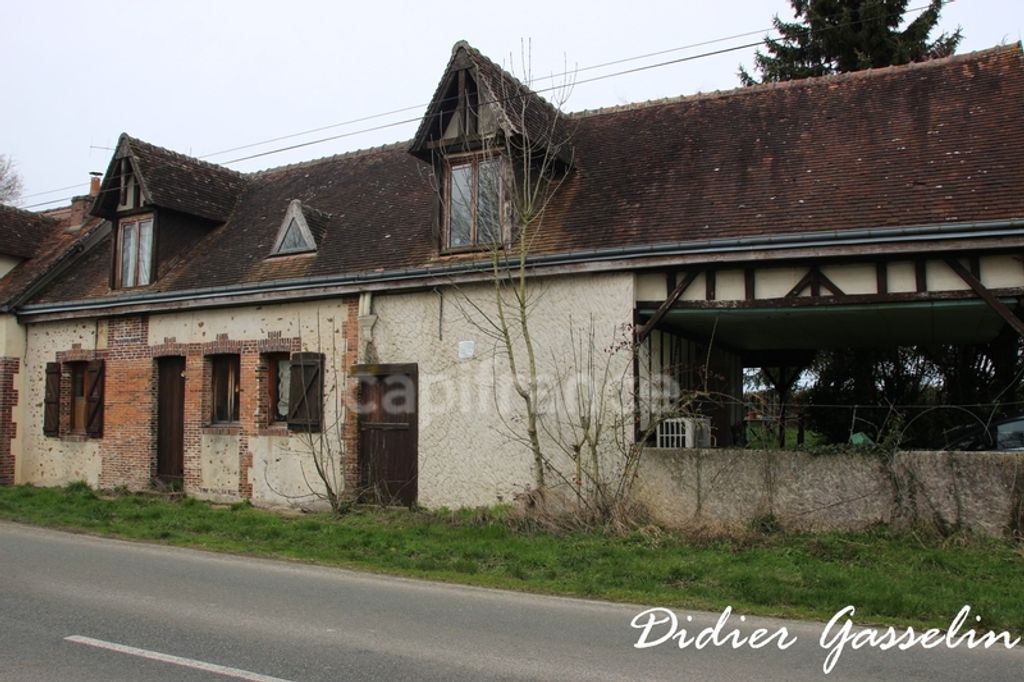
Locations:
20;1;951;207
199;28;777;161
201;0;946;163
219;40;762;165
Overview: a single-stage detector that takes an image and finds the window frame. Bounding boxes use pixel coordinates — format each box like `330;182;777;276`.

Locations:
43;360;104;438
210;354;241;425
442;154;508;252
114;215;155;288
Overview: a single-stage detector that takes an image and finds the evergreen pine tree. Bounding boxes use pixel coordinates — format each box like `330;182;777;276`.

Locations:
740;0;962;85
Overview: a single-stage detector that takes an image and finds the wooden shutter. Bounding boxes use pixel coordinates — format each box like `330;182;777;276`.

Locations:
44;362;60;436
85;360;105;438
287;352;324;433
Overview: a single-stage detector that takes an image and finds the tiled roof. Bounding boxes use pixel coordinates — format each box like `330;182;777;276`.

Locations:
410;41;571;162
24;43;1024;308
0;208;105;309
533;44;1024;252
92;134;248;222
0;204;57;258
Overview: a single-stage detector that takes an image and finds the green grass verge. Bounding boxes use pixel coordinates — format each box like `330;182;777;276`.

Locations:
1;483;1021;633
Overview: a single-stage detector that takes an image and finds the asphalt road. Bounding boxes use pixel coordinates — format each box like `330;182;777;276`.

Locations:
0;522;1021;681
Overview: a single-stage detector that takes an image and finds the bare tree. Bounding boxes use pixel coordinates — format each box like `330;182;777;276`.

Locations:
428;47;712;523
0;155;23;205
424;44;577;493
260;313;350;515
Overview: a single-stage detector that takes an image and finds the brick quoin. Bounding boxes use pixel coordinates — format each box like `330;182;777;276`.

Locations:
0;357;19;485
42;302;362;501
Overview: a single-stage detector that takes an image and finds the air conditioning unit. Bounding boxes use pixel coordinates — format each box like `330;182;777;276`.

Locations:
656;417;712;449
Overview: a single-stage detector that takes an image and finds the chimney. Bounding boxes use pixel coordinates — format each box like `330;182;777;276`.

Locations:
66;172;103;230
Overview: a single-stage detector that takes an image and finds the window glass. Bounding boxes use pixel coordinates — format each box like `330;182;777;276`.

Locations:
449;163;473;248
265;353;291;423
275;357;291;421
279;219;307;252
211;355;240;423
70;363;87;433
996;419;1024;449
137;219;153;286
477;159;502;244
117;218;154;288
121;223;137;287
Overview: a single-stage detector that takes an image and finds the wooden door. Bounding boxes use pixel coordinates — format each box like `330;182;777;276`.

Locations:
157;356;186;483
356;365;418;506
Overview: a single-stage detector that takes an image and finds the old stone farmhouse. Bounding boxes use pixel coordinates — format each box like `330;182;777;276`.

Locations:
1;42;1023;515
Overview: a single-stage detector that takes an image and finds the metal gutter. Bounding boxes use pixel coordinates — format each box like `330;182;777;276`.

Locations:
17;218;1024;318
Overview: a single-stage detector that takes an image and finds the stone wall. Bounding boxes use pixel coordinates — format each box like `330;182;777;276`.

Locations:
636;448;1024;537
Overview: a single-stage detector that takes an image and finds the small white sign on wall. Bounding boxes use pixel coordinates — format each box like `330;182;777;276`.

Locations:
458;339;476;361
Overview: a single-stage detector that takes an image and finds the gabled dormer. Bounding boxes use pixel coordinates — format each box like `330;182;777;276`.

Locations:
91;134;247;289
269;199;329;256
409;41;572;164
409;42;573;253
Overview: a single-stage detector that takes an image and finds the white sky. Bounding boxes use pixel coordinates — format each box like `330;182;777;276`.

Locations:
1;0;1020;207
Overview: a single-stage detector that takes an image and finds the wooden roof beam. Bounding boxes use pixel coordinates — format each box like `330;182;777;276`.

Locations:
944;257;1024;337
636;270;700;344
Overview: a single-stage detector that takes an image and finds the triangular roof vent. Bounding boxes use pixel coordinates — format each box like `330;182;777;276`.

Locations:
271;200;318;255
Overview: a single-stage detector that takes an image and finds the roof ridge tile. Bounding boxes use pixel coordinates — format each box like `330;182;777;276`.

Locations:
569;43;1023;119
249;141;411;177
122;134;246;178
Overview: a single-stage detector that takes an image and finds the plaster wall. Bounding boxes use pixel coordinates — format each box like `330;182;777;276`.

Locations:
371;272;635;508
20;301;356;505
819;263;876;295
0;314;26;358
887;261;918;293
679;273;706;301
248;434;334;509
715;270;745;300
148;301;355;506
981;254;1024;289
635;273;665;301
20;320;102;486
926;260;969;291
198;434;241;502
752;267;805;299
147;301;351;350
636;448;1024;536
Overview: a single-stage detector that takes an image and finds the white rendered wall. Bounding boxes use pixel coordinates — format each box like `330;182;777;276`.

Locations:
371;272;636;508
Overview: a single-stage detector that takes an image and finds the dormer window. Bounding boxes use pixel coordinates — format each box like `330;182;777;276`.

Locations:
271;200;317;255
115;216;154;288
445;155;506;250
